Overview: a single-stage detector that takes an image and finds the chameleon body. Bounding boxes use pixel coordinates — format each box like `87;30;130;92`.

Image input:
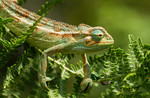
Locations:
0;0;114;91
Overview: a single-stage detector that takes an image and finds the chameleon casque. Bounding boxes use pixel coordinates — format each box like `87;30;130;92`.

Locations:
0;0;114;91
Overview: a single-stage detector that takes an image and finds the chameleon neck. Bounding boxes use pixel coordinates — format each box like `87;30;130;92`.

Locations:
0;0;79;35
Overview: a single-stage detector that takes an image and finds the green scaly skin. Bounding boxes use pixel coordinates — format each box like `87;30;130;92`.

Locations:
0;0;114;92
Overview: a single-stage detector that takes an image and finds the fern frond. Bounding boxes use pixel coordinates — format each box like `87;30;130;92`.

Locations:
70;61;83;77
71;76;86;98
46;74;67;97
101;89;116;98
2;46;47;97
128;35;144;67
38;0;64;15
17;0;27;5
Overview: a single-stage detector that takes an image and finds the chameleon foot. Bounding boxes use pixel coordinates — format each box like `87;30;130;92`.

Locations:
40;76;55;91
80;78;93;92
40;77;50;91
41;76;55;90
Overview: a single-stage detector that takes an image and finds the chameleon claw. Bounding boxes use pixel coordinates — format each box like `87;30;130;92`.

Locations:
46;77;55;82
80;78;93;92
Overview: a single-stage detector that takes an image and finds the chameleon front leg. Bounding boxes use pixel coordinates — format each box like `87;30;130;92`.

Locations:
39;43;75;90
80;53;93;92
40;53;55;90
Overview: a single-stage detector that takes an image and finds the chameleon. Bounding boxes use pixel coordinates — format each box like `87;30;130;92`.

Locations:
0;0;114;92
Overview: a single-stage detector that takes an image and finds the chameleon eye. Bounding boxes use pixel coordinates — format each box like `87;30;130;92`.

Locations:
91;29;104;41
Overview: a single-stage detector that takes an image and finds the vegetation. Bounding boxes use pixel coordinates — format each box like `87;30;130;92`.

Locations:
0;0;150;98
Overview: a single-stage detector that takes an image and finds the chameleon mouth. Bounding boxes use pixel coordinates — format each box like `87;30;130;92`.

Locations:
98;39;114;45
88;39;114;46
97;36;114;46
85;39;114;46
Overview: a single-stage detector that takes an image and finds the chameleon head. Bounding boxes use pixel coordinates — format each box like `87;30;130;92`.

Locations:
88;27;114;45
74;26;114;53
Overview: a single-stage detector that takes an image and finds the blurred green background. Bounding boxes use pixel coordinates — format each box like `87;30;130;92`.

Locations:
23;0;150;51
21;0;150;97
